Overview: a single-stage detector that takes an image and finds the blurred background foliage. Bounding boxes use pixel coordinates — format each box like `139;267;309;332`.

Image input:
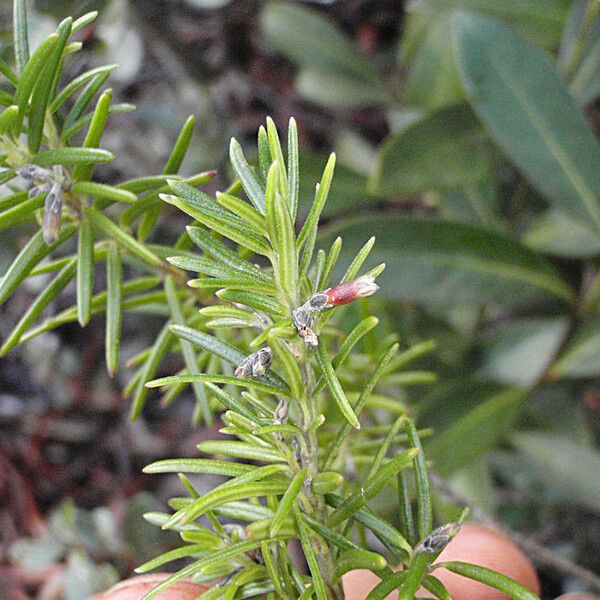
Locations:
2;0;600;598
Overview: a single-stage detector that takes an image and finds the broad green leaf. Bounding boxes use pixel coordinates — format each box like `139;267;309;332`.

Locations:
410;0;570;48
454;12;600;234
76;217;94;326
571;35;600;104
403;14;464;110
261;2;379;83
321;215;574;306
551;318;600;378
34;147;114;167
438;179;502;230
436;562;540;600
370;104;490;197
296;69;390;108
13;0;29;73
426;387;526;475
105;242;122;377
522;209;600;258
511;432;600;514
479;318;569;386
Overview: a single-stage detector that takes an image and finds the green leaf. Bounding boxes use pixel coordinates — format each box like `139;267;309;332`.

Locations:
0;105;19;134
270;468;308;537
522;210;600;258
571;35;600;104
293;505;327;600
216;192;268;235
14;34;58;134
261;2;379;83
479;318;569;386
164;116;195;175
436;562;539;600
71;11;98;33
403;14;464;110
165;278;211;425
84;207;162;269
71;89;113;181
0;193;45;231
163;182;270;257
266;118;288;203
62;103;134;142
0;257;77;356
105;242;122;377
551;318;600;378
147;373;288;397
323;343;398;470
71;181;137;204
28;18;72;153
315;342;360;429
287;117;299;218
136;539;265;599
76;217;94;326
130;321;174;420
216;289;286;317
186;226;271;282
13;0;29;73
0;225;76;305
454;11;600;234
169;324;245;366
333;549;387;581
297;153;335;250
365;571;407;600
426;387;526;475
229;138;266;214
34;147;115;167
197;440;285;464
406;421;432;540
273;189;297;300
411;0;569;48
322;215;574;306
370;104;490;197
0;58;18;86
296;69;391;108
143;458;254;477
328;448;418;527
62;70;111;134
269;338;303;400
511;432;600;514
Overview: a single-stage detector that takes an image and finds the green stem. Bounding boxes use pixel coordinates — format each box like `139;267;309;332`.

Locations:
563;0;600;80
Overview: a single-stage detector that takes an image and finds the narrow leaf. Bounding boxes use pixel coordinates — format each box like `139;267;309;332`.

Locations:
105;242;122;377
76;217;94;326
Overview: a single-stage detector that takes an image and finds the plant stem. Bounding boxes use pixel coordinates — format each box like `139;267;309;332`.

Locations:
297;341;344;599
563;0;600;80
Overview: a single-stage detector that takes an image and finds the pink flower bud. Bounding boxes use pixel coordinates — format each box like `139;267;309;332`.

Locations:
324;275;379;307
